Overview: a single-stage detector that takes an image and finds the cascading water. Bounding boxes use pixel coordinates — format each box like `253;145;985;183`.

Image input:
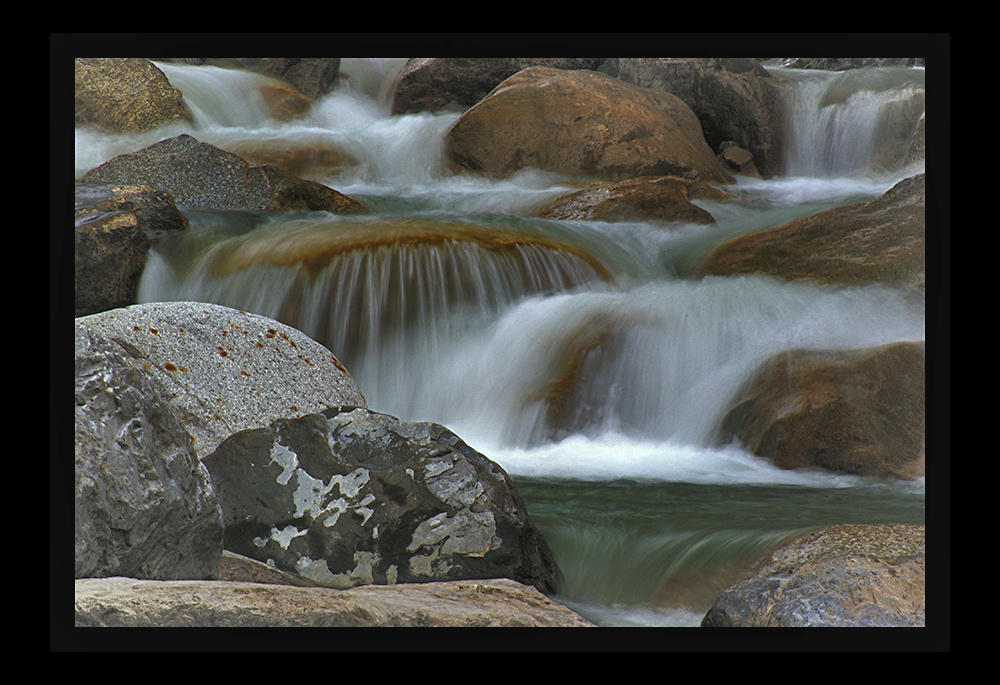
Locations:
80;58;927;627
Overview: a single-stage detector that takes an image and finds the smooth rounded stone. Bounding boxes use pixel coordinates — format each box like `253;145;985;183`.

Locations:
75;577;595;627
75;57;194;134
716;341;925;479
444;66;734;184
701;524;925;627
74;183;189;317
81;134;368;213
202;406;562;595
75;324;223;580
697;173;925;291
75;302;367;460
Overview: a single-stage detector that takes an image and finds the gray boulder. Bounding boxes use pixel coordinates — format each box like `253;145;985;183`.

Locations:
75;323;223;580
81;134;368;213
202;406;563;595
701;524;926;627
75;302;367;460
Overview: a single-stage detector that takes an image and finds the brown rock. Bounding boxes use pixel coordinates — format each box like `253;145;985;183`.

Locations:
75;576;596;627
702;524;925;627
74;183;188;317
220;139;350;180
696;174;925;290
444;66;735;184
75;58;194;134
391;57;606;114
219;551;321;588
716;342;925;479
537;176;733;225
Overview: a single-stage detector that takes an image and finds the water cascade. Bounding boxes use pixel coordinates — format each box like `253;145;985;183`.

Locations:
79;58;927;626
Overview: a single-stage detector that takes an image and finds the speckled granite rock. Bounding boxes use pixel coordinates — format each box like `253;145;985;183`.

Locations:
203;406;562;595
701;523;926;627
75;302;367;460
74;576;595;627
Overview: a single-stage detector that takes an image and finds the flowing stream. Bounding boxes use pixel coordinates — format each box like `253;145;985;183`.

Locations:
76;58;927;627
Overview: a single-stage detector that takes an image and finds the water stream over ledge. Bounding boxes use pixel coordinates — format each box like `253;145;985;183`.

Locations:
77;58;928;627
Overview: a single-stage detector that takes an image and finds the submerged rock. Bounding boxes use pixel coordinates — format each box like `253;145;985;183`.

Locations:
701;523;925;627
202;406;563;595
444;66;734;184
75;576;594;627
81;134;368;213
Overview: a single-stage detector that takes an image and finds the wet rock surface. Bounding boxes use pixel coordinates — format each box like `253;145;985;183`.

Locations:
203;406;563;595
75;57;194;134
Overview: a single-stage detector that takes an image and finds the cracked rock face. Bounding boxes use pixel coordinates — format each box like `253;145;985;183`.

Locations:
202;407;562;595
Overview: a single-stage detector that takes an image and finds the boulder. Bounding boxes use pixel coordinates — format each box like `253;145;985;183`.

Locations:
701;524;925;627
696;174;925;290
80;134;368;213
75;576;595;627
536;176;733;225
74;183;188;317
716;141;762;179
444;66;734;184
75;323;224;580
155;58;342;99
601;58;786;178
391;57;606;114
202;406;563;595
716;341;925;479
75;302;367;460
75;57;194;134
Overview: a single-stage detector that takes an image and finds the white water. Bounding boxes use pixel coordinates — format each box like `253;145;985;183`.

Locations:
77;58;927;626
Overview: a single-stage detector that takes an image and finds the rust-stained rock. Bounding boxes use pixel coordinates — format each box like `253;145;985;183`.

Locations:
75;57;194;134
537;176;733;225
444;66;735;184
716;341;925;480
702;523;925;627
697;174;925;290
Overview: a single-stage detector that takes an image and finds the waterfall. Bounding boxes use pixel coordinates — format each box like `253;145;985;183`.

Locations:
776;65;925;178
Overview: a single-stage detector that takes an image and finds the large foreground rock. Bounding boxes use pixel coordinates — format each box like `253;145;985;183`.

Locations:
716;341;925;479
702;524;925;627
74;183;189;317
76;302;367;460
81;134;368;213
75;323;223;580
601;58;786;178
75;576;594;627
444;66;734;184
697;174;925;290
203;406;562;595
75;57;194;134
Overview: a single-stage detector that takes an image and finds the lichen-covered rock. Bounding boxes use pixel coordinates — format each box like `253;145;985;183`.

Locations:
537;176;732;225
75;576;594;627
74;183;188;317
75;302;367;460
697;174;925;290
701;524;925;627
75;57;194;134
716;341;925;479
75;323;223;580
202;406;563;595
444;66;734;184
81;134;368;213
